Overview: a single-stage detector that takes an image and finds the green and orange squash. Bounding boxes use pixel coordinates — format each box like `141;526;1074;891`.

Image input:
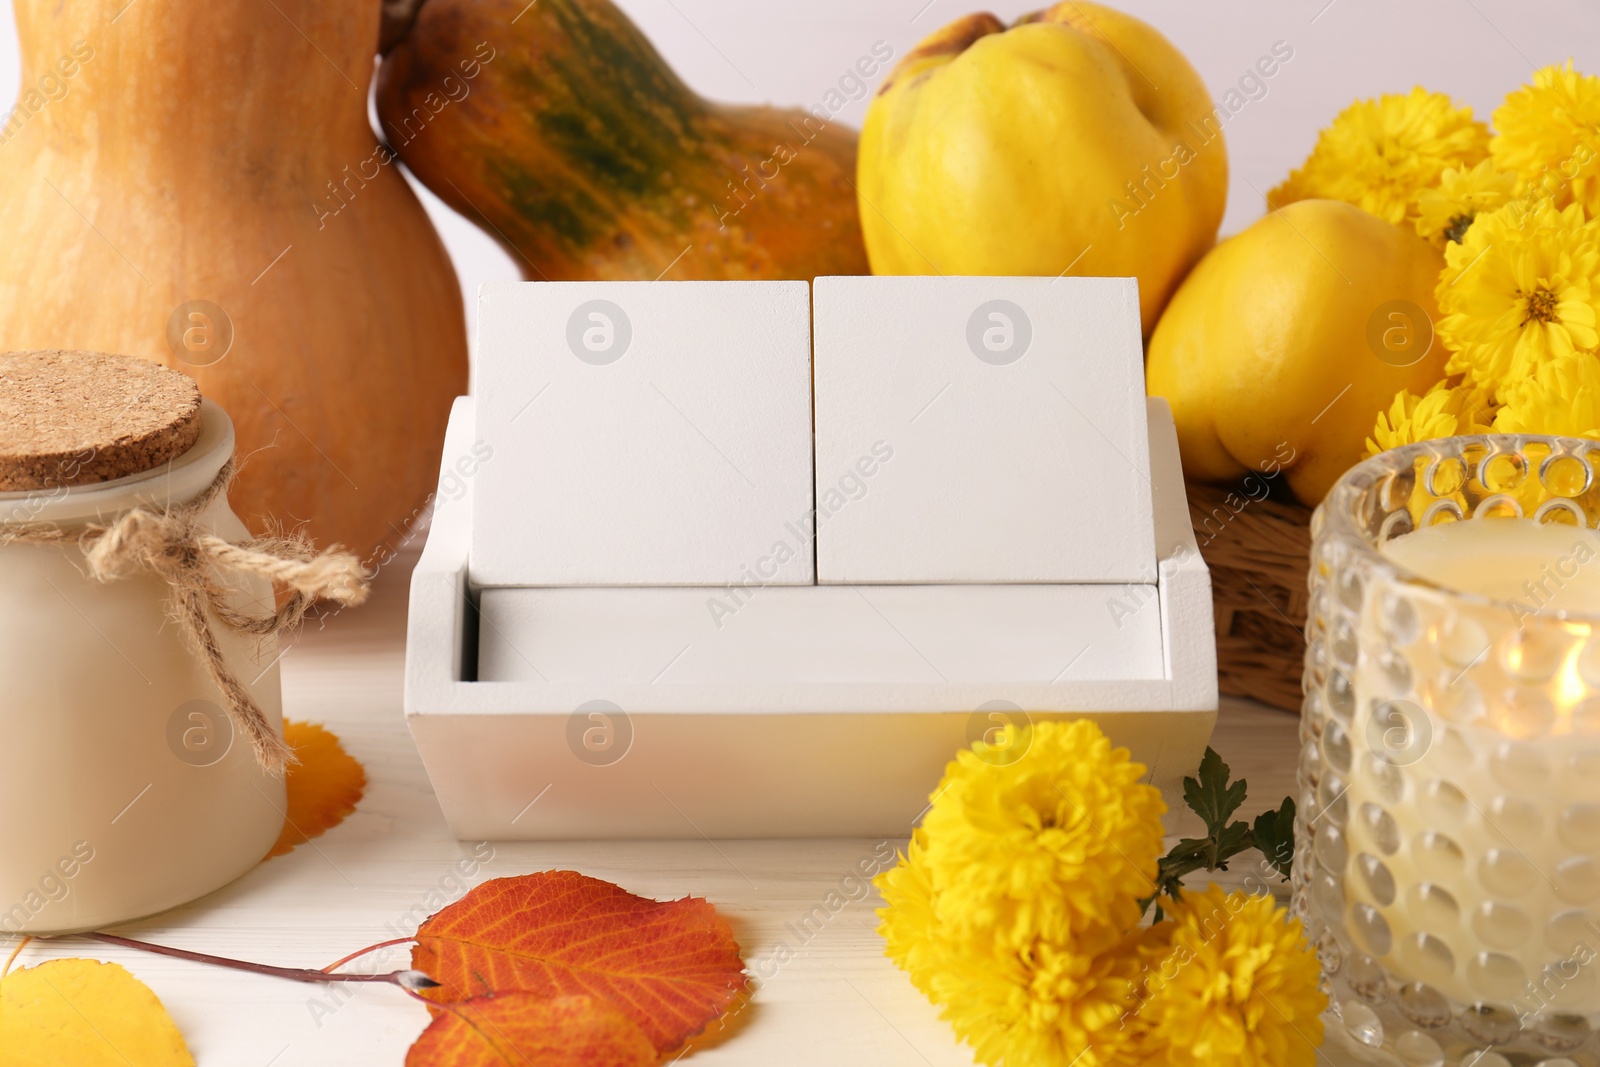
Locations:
378;0;868;281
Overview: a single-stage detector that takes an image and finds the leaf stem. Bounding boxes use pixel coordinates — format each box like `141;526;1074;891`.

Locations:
2;935;32;979
82;933;436;989
321;936;416;973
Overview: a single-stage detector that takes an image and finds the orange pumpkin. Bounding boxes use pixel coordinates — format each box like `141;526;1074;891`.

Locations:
377;0;869;281
0;0;468;560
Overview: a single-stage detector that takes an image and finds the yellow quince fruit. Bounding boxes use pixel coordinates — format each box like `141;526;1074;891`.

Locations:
1147;199;1451;505
858;3;1228;336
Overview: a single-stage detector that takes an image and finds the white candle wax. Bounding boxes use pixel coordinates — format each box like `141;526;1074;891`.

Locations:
1340;517;1600;1018
1384;518;1600;617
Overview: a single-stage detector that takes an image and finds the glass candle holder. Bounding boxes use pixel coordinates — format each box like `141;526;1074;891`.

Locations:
1296;433;1600;1065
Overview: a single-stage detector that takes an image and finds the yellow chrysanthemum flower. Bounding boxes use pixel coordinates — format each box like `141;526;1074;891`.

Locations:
1494;351;1600;437
1413;159;1517;246
877;818;1150;1067
935;932;1148;1067
1366;377;1495;457
1437;199;1600;398
917;720;1166;947
1269;87;1489;225
1365;378;1497;524
876;720;1173;1067
1133;886;1326;1067
878;724;1327;1067
1492;62;1600;218
875;829;944;998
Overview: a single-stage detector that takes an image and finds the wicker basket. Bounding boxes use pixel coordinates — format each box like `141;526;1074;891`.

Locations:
1185;481;1314;713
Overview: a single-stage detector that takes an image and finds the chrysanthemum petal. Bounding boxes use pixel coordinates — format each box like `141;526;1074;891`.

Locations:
1270;87;1488;224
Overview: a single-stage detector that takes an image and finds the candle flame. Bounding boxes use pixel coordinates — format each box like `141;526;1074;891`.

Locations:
1559;641;1587;710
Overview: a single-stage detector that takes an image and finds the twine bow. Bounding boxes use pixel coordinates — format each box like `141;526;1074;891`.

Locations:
0;461;369;774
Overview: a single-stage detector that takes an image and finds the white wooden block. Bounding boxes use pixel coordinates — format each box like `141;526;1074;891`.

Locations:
812;276;1156;584
476;584;1166;686
472;281;815;586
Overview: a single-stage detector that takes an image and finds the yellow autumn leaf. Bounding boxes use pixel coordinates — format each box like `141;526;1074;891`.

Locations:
0;958;194;1066
266;719;367;859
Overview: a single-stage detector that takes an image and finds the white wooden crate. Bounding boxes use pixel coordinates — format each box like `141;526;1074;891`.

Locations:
405;279;1216;839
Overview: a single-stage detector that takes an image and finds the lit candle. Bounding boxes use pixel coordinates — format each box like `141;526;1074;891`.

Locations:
1341;517;1600;1023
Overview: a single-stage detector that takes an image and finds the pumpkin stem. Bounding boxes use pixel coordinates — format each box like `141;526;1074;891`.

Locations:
379;0;429;55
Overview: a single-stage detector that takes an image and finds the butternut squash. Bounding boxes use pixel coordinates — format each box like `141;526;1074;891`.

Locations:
0;0;468;560
377;0;868;281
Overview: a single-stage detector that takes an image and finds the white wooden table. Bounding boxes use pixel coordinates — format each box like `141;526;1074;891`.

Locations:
11;545;1368;1066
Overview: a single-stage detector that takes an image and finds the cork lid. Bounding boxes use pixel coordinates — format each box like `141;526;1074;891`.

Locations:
0;350;204;491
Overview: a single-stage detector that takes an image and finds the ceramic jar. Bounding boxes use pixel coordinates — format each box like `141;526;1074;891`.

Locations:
0;400;285;934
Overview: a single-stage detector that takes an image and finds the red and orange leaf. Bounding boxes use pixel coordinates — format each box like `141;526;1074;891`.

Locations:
406;993;655;1067
412;871;748;1054
265;720;366;859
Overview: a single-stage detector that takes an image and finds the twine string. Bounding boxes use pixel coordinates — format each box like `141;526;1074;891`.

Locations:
0;460;369;775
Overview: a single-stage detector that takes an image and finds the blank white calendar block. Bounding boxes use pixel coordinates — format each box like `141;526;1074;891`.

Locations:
812;275;1156;584
471;280;815;586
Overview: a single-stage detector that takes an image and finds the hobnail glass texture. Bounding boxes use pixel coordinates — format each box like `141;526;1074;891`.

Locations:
1296;434;1600;1066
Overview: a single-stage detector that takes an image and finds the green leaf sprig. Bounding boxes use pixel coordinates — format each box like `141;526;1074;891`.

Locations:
1141;747;1296;916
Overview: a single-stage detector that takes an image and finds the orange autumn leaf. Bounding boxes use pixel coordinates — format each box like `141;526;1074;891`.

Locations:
265;720;366;859
412;871;748;1054
406;993;655;1067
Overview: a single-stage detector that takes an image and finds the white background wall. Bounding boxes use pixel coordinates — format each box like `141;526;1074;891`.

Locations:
1;0;1595;344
